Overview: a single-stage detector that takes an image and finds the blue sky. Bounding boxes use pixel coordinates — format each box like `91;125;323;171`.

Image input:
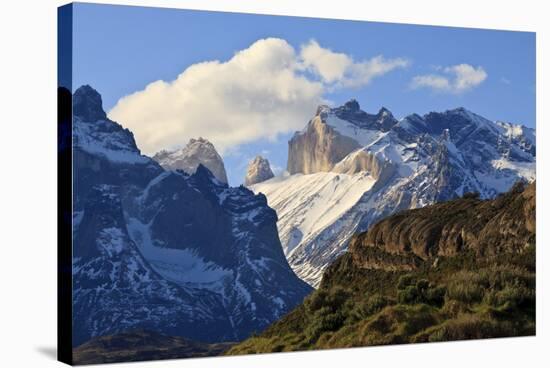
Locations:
72;3;535;185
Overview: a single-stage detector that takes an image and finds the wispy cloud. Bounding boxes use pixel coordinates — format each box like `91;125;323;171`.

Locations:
300;40;410;89
410;63;487;94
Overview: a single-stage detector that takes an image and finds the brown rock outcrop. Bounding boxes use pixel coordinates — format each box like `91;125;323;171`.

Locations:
349;181;535;270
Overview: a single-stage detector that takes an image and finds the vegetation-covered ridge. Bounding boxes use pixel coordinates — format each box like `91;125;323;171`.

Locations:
227;182;535;354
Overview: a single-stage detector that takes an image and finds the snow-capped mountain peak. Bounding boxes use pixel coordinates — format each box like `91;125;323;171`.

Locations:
331;99;398;131
153;137;229;183
72;85;152;166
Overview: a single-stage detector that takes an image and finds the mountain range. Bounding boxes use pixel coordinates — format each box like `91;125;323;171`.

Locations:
70;83;535;353
71;85;312;347
251;99;535;286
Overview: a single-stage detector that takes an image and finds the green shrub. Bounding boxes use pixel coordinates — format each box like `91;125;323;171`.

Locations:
305;290;328;313
307;287;352;314
326;287;352;311
271;344;285;352
360;304;439;345
365;294;390;315
354;294;390;319
397;279;446;307
446;266;535;308
416;279;430;291
446;271;487;304
484;283;535;311
305;310;346;342
447;282;484;304
397;275;416;290
425;285;446;307
398;285;420;304
427;314;508;342
303;287;353;343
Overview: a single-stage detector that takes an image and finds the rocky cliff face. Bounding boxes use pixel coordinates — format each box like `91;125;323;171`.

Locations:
153;137;228;183
72;184;230;346
73;84;107;122
244;156;274;186
287;108;360;175
349;181;536;271
72;85;312;347
253;100;535;287
127;166;312;343
287;101;398;175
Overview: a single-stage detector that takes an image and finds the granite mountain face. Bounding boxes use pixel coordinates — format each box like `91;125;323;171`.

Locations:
252;100;535;286
244;156;275;186
72;85;312;346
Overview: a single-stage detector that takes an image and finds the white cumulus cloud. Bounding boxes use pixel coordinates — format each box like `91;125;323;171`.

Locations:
109;38;407;155
410;63;487;94
300;40;409;88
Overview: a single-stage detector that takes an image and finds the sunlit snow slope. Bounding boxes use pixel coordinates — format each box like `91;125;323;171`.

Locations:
252;172;376;257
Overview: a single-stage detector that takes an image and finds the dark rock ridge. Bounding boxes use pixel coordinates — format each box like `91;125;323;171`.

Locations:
73;85;107;122
72;85;312;347
332;99;398;132
73;330;234;364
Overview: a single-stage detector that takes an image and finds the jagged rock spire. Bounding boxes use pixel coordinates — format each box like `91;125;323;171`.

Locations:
245;156;275;186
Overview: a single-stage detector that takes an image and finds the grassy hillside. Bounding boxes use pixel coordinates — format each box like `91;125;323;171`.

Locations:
227;182;535;354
